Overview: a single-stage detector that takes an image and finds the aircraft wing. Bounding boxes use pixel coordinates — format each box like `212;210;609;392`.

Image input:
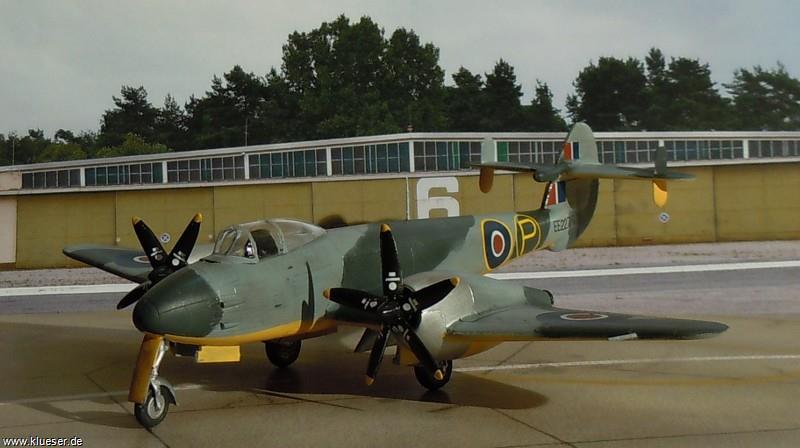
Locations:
63;244;150;283
447;303;727;341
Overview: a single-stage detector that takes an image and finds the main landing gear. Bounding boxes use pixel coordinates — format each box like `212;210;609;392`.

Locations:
414;359;453;390
264;340;302;368
134;338;177;429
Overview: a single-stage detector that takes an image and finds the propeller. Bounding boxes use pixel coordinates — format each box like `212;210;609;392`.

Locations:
324;224;459;385
117;213;203;309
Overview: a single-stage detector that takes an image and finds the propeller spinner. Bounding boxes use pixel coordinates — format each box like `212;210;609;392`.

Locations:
117;213;203;310
324;224;459;385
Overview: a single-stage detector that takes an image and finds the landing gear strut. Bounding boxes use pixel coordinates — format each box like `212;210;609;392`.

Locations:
133;338;176;429
264;340;301;368
414;359;453;390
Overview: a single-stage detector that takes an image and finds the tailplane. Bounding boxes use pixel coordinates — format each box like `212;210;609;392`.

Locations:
474;122;693;207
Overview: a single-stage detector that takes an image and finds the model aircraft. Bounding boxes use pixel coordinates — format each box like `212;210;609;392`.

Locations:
64;123;727;428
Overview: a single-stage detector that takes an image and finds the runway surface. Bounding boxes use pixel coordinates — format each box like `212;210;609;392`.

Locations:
1;245;799;447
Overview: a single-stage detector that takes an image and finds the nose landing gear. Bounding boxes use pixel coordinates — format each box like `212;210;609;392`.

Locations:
131;335;177;429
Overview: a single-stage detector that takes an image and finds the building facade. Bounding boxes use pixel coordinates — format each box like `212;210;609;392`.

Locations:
1;130;799;269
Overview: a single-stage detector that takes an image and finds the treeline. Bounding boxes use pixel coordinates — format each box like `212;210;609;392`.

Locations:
2;15;799;166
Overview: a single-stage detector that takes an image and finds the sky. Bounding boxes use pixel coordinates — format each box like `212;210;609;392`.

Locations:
1;0;799;137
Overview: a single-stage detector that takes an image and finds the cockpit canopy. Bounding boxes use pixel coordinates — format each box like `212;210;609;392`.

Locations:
211;219;326;261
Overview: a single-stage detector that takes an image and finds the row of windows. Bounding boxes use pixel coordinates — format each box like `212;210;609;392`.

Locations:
21;169;80;189
250;150;326;179
331;143;411;175
498;141;563;165
166;156;245;183
413;141;481;172
17;138;800;190
749;140;799;158
85;163;163;186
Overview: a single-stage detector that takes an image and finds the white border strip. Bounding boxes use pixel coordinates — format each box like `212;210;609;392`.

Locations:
454;354;800;373
0;283;135;297
486;260;800;280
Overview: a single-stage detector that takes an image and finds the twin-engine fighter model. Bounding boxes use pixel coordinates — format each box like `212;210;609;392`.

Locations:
64;123;727;428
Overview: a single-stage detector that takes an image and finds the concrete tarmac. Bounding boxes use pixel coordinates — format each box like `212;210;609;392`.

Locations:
2;245;800;447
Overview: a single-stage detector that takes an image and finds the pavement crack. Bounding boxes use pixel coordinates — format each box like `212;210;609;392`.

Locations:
492;408;577;448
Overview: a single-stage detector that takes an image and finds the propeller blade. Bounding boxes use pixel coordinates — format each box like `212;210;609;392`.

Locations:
129;333;164;404
410;277;460;310
168;213;203;269
132;217;168;268
379;224;402;297
323;288;383;312
394;327;443;380
117;281;150;310
365;327;390;385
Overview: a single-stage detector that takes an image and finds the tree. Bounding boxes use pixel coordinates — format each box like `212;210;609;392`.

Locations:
662;57;731;130
95;133;170;158
184;66;268;149
481;59;525;131
726;63;800;130
384;28;446;131
567;57;648;130
99;86;159;147
35;143;87;163
156;94;188;150
445;67;484;131
643;48;669;130
526;81;567;131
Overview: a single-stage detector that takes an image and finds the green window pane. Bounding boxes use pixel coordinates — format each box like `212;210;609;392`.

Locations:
436;142;448;170
152;163;163;183
400;142;410;172
85;168;96;186
271;153;283;177
497;142;508;162
305;150;316;176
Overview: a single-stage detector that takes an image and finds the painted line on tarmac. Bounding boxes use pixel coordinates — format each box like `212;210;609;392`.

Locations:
1;260;799;297
0;383;203;406
454;354;800;373
0;283;135;297
487;260;800;280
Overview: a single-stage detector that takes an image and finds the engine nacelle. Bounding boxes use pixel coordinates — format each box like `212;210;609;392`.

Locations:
401;271;482;362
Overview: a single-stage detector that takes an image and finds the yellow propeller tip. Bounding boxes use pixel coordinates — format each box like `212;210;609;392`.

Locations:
322;288;331;299
450;277;460;287
193;213;203;223
380;223;391;233
131;216;141;225
365;376;375;386
434;370;444;381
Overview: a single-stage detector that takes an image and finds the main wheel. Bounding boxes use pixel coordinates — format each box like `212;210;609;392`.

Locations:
134;385;170;428
264;340;301;368
414;359;453;390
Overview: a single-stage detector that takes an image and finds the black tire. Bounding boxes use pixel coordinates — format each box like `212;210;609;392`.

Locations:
134;385;170;428
414;359;453;390
264;340;301;368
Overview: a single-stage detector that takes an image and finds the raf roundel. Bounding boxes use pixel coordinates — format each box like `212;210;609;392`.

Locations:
482;219;513;270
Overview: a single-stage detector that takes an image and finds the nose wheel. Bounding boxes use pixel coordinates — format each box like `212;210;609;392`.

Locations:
134;384;172;428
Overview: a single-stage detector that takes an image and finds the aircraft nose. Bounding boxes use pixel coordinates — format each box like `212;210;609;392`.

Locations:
132;268;222;337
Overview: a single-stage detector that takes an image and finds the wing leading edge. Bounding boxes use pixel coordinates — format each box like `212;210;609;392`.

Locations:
447;303;728;341
63;244;150;283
